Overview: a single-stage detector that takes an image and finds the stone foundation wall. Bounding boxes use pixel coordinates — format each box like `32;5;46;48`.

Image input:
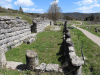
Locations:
0;16;35;52
32;18;54;33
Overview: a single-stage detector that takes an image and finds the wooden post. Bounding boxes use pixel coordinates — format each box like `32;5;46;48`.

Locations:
26;50;39;70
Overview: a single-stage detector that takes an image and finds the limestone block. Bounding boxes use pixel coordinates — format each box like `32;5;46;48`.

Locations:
35;63;46;71
69;52;84;66
14;40;20;44
0;21;5;25
14;41;23;47
12;36;20;41
0;46;6;68
0;16;10;21
0;39;7;45
2;24;8;29
2;44;7;49
27;38;35;44
68;46;75;52
7;41;14;46
26;50;39;70
66;38;71;42
10;20;18;24
6;61;23;70
0;34;5;40
0;29;7;34
46;64;59;72
6;37;13;43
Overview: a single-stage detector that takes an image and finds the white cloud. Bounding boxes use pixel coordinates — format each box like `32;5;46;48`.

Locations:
14;0;34;7
0;0;13;9
76;0;100;13
50;0;59;5
77;6;91;10
5;0;12;2
2;4;13;9
23;8;43;13
76;0;94;5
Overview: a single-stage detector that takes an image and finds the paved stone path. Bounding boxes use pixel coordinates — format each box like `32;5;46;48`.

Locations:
72;21;100;47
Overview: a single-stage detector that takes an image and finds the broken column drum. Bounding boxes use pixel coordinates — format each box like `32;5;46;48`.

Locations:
26;50;39;70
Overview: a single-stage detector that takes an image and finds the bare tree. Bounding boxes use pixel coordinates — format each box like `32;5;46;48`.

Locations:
47;0;63;22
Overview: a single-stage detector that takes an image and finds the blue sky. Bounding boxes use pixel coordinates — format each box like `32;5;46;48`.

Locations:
0;0;100;13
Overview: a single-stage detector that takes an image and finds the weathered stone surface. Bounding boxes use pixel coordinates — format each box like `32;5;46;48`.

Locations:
66;38;71;42
6;61;23;69
0;34;5;40
27;38;35;44
35;63;46;71
66;41;74;47
59;68;63;73
0;29;7;34
0;39;7;45
69;53;84;66
46;64;59;72
26;50;39;70
0;16;10;21
68;46;74;52
0;46;6;68
76;66;82;75
7;41;14;46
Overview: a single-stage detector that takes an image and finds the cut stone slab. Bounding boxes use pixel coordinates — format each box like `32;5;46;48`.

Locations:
59;68;63;73
68;46;75;52
69;55;84;66
66;38;71;42
0;46;6;68
6;61;23;70
35;63;46;71
46;64;59;72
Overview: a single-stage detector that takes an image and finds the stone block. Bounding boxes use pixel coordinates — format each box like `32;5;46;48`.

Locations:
66;38;71;42
0;46;6;68
69;52;84;66
35;63;46;71
7;41;14;46
26;50;39;70
0;34;5;40
68;46;75;52
46;64;59;72
6;61;23;70
0;29;7;34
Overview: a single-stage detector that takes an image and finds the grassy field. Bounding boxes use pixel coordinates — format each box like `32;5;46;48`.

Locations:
0;26;64;75
0;13;33;24
74;21;100;37
68;23;100;75
80;26;100;37
68;20;81;24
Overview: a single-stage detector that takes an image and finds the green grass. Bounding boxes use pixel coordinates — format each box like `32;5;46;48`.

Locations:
68;24;100;75
68;20;81;24
0;13;33;24
2;26;64;75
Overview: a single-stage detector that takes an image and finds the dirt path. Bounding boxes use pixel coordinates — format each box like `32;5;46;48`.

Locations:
72;21;100;47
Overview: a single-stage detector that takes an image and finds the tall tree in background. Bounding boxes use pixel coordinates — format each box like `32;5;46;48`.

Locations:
90;15;95;21
47;0;63;22
19;6;23;13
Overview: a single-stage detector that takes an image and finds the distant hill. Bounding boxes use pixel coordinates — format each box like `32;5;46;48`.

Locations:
63;13;100;20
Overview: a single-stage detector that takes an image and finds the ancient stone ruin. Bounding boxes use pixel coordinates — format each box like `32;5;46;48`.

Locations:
62;21;84;75
0;16;36;52
31;17;53;33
